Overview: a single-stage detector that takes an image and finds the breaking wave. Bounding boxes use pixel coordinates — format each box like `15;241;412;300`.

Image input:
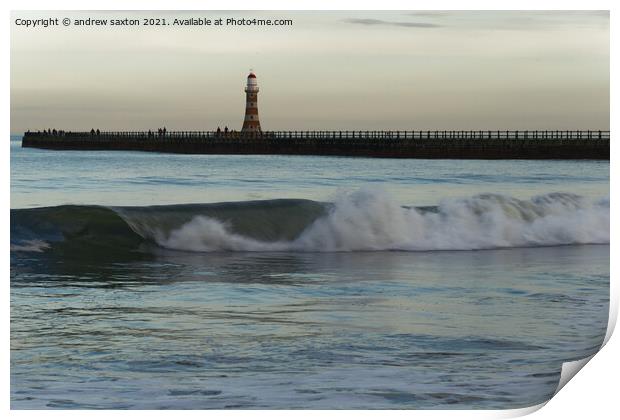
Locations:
11;189;609;254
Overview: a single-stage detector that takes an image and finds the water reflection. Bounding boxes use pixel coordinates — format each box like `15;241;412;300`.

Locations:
11;245;608;408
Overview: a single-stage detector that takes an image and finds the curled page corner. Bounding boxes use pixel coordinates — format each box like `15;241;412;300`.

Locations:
554;354;596;396
537;282;616;408
494;352;602;419
602;283;618;347
497;401;548;418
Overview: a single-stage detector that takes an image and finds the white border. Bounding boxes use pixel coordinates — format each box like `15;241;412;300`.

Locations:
3;1;617;419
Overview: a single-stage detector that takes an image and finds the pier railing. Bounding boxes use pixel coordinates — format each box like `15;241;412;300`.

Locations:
24;130;610;141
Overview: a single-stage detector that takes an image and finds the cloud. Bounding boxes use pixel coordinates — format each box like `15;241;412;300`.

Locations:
406;12;451;18
344;18;441;28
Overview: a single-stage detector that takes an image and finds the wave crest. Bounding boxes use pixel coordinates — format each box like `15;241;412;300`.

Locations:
150;190;609;252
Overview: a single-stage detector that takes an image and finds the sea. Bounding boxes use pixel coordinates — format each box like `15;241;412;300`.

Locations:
10;135;610;409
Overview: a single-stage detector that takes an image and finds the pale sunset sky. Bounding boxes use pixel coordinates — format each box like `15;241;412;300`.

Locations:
10;10;609;133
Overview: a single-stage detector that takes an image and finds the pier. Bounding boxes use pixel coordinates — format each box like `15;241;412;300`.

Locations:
22;130;610;159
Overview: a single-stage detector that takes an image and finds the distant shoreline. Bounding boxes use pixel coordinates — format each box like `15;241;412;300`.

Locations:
21;130;610;160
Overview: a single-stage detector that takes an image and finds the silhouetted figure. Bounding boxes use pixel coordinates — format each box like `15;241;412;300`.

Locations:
148;130;152;137
90;128;95;135
96;129;100;136
224;126;228;135
163;127;167;136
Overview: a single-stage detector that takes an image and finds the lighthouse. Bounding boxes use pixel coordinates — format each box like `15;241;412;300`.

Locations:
241;71;261;133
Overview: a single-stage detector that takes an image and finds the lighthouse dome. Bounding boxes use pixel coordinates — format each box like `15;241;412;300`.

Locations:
246;72;258;88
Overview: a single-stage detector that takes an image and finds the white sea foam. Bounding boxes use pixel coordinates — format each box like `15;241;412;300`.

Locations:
152;189;610;252
10;239;51;253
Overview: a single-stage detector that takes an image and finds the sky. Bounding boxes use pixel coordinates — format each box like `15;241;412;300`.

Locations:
10;10;609;133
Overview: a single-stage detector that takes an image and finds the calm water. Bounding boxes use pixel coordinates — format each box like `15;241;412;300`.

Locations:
10;137;610;409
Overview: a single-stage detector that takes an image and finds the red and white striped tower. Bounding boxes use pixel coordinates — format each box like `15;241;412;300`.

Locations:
241;71;261;133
